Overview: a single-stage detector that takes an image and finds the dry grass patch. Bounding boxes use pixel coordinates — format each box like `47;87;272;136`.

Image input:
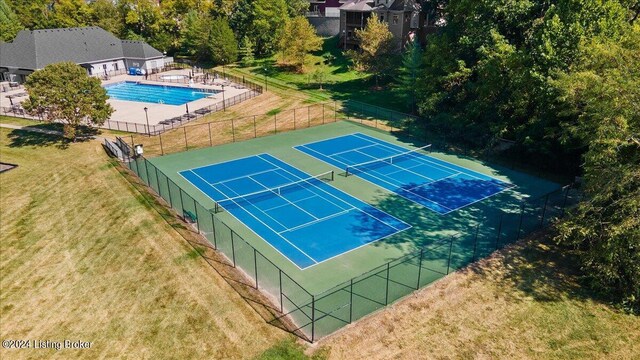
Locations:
0;128;287;359
312;236;640;359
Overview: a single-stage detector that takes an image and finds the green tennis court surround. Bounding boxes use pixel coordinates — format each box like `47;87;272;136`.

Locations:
117;120;576;342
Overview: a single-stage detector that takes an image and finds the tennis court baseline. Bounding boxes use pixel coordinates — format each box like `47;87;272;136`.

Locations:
295;133;514;215
179;154;410;269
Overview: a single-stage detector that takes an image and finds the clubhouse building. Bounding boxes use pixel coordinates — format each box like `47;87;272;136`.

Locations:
0;26;170;83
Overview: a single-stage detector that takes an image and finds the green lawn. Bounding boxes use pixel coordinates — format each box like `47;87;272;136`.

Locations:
1;116;637;359
223;37;409;111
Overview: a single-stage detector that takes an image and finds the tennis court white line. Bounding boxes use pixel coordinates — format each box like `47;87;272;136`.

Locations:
184;152;277;173
256;154;409;231
404;172;462;192
330;143;379;157
256;154;359;214
296;148;455;213
260;193;322;213
247;174;321;221
352;133;512;184
179;162;321;270
296;144;352;168
278;208;353;235
351;148;438;182
216;181;292;230
214;178;321;265
210;168;280;186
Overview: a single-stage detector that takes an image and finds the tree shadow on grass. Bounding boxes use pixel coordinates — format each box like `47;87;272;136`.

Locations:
6;124;99;149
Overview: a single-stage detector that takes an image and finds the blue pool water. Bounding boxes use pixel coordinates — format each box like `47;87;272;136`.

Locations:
105;82;216;105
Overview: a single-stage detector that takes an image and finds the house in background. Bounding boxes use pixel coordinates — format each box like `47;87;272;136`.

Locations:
0;27;171;83
338;0;438;51
306;0;346;36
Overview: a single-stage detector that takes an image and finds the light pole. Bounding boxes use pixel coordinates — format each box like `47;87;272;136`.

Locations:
221;85;226;111
343;30;347;50
263;67;268;92
144;107;150;137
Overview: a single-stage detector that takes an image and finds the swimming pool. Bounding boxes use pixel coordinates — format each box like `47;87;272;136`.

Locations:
105;82;217;106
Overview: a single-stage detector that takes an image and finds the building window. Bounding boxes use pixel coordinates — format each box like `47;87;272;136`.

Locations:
103;64;107;71
380;15;384;22
393;15;399;25
114;63;118;71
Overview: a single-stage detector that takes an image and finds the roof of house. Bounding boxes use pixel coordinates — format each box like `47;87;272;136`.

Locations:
0;27;163;70
340;0;375;12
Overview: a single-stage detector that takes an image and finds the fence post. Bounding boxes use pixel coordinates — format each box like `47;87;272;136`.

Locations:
193;199;200;232
230;230;236;267
159;133;164;155
495;214;504;250
334;101;337;121
154;167;161;198
179;188;185;218
446;236;455;274
385;262;390;305
472;224;480;262
349;278;354;323
416;248;424;289
253;115;257;138
293;108;296;129
210;212;217;249
274;114;277;134
322;103;325;124
183;127;188;151
231;118;235;142
540;193;550;228
311;295;316;342
279;269;283;312
516;202;525;241
560;185;571;217
254;249;258;289
308;106;311;126
144;159;151;187
208;122;213;146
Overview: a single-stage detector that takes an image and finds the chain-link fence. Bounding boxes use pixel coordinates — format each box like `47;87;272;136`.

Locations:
109;135;580;342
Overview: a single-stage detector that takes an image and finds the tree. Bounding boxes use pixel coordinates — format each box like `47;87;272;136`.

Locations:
277;16;322;71
0;0;23;41
89;0;124;36
181;11;211;60
209;17;238;65
239;36;255;67
22;62;113;140
285;0;308;16
230;0;289;55
396;37;423;114
352;16;395;87
554;29;640;312
312;61;329;90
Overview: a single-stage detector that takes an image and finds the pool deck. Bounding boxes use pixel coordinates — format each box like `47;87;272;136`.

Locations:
102;69;252;126
0;69;253;127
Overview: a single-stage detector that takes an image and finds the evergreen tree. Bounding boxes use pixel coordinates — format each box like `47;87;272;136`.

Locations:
239;36;255;67
209;17;238;65
0;0;23;41
181;11;211;60
397;37;423;114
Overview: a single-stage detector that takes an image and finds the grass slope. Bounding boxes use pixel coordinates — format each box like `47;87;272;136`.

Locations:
0;128;286;359
312;235;640;359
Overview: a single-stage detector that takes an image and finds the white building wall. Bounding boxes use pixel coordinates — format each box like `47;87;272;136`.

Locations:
89;60;125;76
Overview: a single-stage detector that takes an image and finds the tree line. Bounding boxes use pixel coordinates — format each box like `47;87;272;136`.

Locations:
1;0;318;67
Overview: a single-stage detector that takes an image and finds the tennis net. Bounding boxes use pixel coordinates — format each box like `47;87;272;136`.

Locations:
345;144;432;176
214;170;335;213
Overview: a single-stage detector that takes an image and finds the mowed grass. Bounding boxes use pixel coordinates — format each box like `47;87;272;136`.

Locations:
1;121;638;359
0;128;287;359
313;235;640;359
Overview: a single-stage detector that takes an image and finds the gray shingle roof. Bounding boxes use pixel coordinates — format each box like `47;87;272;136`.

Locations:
121;40;163;59
0;27;162;71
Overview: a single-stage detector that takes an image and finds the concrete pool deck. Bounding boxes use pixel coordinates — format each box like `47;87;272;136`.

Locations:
102;70;253;126
1;69;256;130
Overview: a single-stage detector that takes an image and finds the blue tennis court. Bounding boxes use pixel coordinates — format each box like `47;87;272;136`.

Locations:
295;133;514;215
179;154;410;269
